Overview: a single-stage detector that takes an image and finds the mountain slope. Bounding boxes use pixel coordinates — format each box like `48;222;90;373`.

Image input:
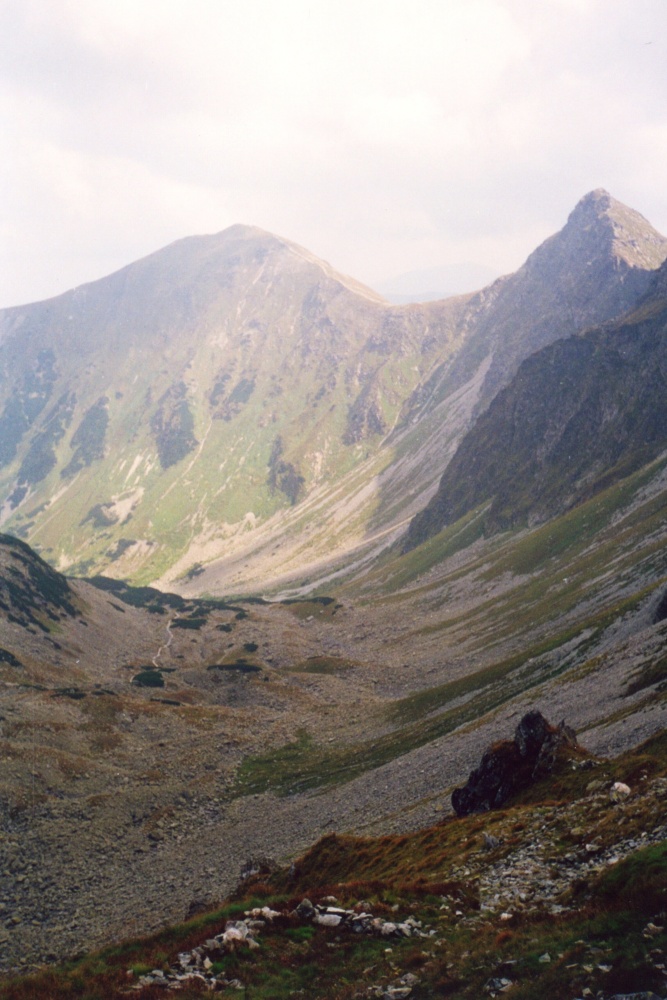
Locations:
2;417;667;973
5;726;667;998
1;192;665;593
0;226;469;585
405;255;667;549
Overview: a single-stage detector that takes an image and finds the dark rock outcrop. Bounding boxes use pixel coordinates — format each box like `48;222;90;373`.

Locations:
451;711;578;816
653;587;667;624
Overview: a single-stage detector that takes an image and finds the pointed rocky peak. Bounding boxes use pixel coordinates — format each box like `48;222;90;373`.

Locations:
568;187;615;219
566;188;667;269
529;188;667;275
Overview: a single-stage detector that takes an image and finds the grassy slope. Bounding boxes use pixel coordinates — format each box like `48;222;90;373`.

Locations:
228;454;667;800
3;733;666;999
2;325;448;587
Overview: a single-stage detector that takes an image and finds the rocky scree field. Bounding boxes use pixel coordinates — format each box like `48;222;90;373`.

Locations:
1;715;667;999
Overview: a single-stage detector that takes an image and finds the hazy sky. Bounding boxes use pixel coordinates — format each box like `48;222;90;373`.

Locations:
1;0;666;307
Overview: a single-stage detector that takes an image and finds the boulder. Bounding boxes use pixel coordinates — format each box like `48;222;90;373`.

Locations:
515;710;550;757
610;781;631;802
295;898;316;920
451;711;579;816
314;913;342;927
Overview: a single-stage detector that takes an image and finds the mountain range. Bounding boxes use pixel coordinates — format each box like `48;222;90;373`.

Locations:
1;189;665;595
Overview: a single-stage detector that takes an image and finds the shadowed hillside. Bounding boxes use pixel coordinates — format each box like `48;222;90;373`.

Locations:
405;255;667;550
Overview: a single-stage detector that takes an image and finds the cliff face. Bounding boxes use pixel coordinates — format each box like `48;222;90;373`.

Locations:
405;257;667;548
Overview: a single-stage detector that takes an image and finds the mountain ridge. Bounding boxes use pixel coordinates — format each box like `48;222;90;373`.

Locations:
434;187;667;417
405;252;667;549
1;190;665;593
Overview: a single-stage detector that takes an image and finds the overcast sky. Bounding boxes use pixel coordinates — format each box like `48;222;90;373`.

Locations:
1;0;666;307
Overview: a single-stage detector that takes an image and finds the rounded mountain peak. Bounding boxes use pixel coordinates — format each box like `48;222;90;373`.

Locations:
212;223;287;247
166;224;384;302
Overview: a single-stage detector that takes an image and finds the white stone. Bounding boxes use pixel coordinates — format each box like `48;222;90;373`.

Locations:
610;781;631;801
222;926;247;945
314;913;342;927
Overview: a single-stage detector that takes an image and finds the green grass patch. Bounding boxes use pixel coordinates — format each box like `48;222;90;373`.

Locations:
488;458;665;578
208;659;261;674
293;656;355;675
379;505;487;593
282;598;341;620
589;839;667;913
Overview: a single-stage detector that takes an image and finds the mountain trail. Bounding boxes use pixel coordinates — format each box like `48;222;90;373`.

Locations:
152;613;179;667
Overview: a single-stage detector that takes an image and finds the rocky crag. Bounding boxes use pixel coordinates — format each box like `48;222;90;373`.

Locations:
451;710;580;816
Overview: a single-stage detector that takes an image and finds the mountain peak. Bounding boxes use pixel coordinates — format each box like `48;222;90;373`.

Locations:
564;189;667;270
219;222;274;239
181;224;385;303
571;187;614;213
